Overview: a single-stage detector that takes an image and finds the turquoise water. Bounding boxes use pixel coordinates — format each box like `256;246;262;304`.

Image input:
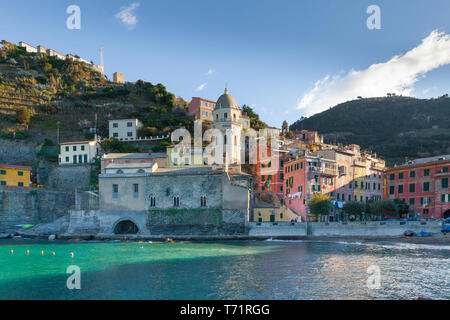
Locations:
0;239;448;300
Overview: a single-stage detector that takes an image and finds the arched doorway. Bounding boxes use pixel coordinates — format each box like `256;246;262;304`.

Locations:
113;220;139;235
444;210;450;219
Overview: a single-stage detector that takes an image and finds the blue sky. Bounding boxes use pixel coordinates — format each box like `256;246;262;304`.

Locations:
1;0;449;127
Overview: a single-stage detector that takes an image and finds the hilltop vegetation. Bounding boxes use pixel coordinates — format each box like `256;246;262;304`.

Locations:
0;40;193;158
290;96;450;165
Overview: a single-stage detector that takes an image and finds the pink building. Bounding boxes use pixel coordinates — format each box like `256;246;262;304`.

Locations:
385;155;450;219
187;97;216;122
283;154;338;221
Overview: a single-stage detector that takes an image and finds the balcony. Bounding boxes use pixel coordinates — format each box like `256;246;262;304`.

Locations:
308;166;338;176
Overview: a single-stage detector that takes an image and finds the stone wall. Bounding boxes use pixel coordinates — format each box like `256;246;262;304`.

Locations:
45;165;92;192
0;139;39;165
0;189;74;233
147;209;247;235
248;221;444;237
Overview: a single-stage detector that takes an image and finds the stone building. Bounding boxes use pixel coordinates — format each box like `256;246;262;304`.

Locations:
98;164;253;235
212;88;246;164
113;72;125;84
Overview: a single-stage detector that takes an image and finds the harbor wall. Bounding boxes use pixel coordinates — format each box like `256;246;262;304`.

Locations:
0;188;74;233
248;221;443;237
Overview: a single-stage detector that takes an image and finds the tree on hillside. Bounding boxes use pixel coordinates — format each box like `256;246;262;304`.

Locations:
308;194;331;220
241;105;267;131
282;120;289;134
16;107;31;124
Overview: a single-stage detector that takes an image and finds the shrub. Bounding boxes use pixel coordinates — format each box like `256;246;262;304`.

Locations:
16;107;31;124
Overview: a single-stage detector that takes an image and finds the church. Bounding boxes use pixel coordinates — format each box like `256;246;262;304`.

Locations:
96;89;254;235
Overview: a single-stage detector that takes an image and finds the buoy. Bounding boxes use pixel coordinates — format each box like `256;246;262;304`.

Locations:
26;250;29;255
70;252;74;258
41;251;44;256
10;249;13;254
52;252;55;256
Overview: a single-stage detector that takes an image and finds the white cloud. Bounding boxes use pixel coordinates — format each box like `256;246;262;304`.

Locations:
297;30;450;116
205;69;216;76
115;2;140;30
196;83;207;91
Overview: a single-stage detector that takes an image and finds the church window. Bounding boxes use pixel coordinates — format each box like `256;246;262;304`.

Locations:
201;196;207;207
173;196;180;207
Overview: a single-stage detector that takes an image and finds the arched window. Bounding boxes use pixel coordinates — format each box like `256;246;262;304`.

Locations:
233;114;236;122
224;135;227;145
137;169;145;173
173;196;180;207
224;112;228;119
234;136;237;146
201;196;207;207
149;197;156;207
116;169;124;174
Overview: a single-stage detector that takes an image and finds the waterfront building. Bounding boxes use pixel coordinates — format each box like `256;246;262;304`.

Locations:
254;133;288;198
253;192;300;222
59;140;100;165
281;144;385;220
385;155;450;219
108;118;143;141
0;164;32;188
283;152;338;221
98;163;252;234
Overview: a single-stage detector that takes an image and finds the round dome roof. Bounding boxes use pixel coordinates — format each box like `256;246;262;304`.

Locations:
215;88;240;110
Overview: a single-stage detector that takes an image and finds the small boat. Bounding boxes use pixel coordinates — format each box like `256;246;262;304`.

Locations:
441;226;450;234
418;230;431;237
403;230;415;237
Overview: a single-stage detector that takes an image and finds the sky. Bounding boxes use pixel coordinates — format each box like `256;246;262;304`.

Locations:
1;0;449;127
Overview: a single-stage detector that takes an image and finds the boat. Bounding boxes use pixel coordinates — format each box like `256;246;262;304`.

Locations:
403;230;415;237
441;226;450;234
417;230;431;237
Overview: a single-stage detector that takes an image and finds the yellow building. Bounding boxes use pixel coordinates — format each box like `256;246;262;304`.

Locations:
254;192;301;222
0;164;32;188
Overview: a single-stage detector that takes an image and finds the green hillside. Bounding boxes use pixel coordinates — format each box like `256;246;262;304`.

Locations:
0;40;194;157
290;96;450;166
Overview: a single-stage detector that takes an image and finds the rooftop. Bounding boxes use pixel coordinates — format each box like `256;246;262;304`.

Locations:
105;162;156;170
0;164;32;170
103;153;151;160
60;140;98;145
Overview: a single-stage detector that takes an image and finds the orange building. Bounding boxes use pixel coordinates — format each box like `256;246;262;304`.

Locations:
188;97;216;122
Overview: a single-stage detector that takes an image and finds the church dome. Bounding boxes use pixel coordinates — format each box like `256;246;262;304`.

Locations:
215;88;240;110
